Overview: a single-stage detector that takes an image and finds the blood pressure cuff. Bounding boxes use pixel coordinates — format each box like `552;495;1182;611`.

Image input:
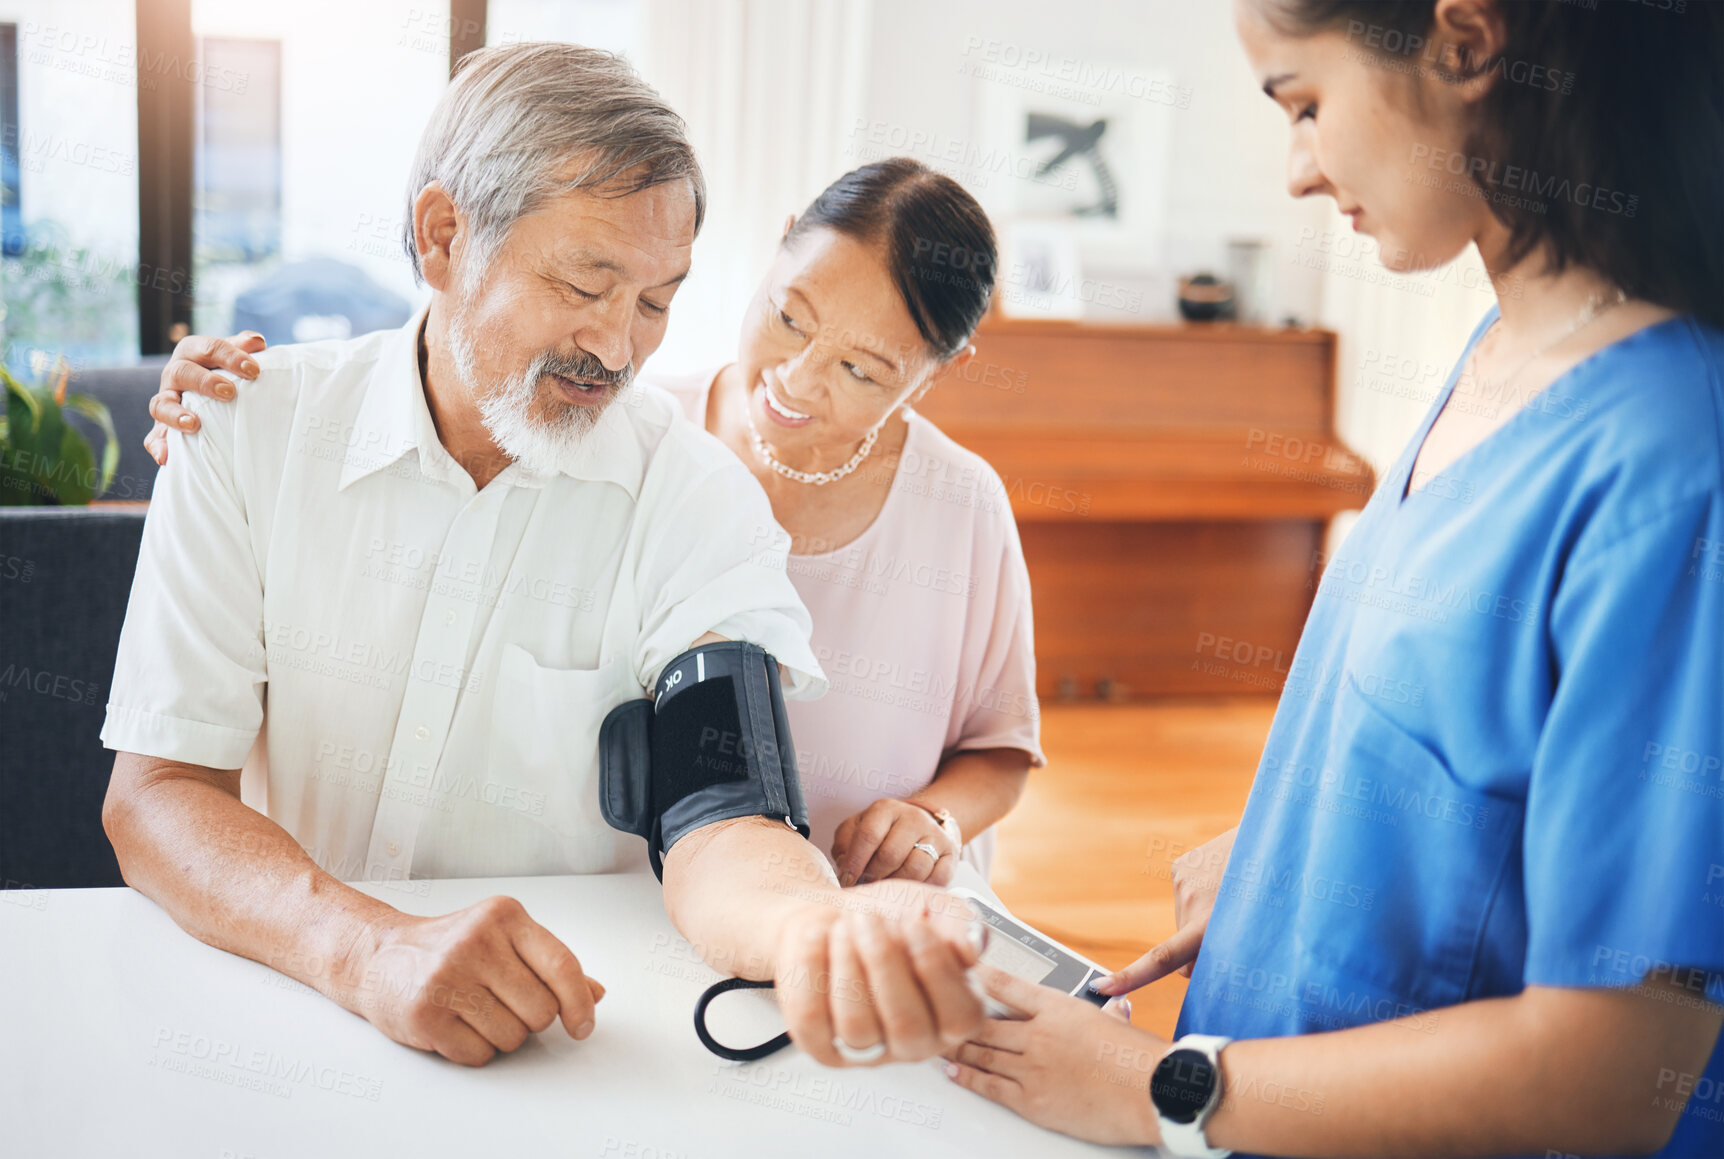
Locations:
598;641;809;880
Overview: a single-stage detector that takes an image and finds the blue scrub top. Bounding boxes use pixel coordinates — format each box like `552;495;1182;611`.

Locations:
1177;310;1724;1159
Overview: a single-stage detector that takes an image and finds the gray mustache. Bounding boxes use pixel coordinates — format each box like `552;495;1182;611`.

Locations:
535;347;634;392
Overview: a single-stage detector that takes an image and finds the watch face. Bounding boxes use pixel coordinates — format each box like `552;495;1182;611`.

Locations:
1150;1048;1217;1125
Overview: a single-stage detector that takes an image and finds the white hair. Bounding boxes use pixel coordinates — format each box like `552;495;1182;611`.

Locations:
403;41;705;282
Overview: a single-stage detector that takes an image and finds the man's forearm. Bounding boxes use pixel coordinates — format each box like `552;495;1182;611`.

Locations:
1202;980;1722;1158
660;816;846;980
103;752;397;1005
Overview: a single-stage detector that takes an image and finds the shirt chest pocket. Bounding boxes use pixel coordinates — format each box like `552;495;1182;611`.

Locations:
1283;693;1524;1014
466;644;631;873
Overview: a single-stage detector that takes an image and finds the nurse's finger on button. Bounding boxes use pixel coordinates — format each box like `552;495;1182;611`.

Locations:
904;916;984;1048
826;915;884;1063
853;911;939;1058
1093;921;1203;995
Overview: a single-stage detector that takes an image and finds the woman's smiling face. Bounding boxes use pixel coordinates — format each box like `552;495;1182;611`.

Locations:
1234;0;1496;274
735;226;945;461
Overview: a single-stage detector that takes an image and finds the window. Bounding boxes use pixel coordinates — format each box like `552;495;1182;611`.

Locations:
191;36;280;335
1;23;21;256
0;0;141;375
188;1;454;345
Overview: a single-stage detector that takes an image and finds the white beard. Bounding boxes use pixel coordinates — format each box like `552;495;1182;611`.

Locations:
447;309;615;477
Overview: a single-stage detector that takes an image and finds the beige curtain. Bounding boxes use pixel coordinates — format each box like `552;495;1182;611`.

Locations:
638;0;874;375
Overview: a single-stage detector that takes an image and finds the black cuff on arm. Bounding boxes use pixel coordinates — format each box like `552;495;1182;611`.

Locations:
599;641;809;880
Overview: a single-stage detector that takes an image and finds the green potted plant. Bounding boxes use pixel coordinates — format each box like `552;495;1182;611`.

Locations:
1;356;119;505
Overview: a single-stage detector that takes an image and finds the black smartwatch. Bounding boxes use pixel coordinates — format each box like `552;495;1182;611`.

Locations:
1149;1034;1232;1157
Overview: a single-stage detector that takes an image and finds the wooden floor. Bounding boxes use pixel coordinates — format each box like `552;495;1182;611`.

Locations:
989;697;1277;1039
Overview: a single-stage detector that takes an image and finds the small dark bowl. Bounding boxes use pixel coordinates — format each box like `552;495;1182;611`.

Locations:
1177;274;1235;322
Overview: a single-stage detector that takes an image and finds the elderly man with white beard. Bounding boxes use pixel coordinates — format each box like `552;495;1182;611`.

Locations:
99;42;985;1070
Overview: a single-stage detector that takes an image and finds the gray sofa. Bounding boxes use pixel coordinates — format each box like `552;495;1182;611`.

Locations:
65;360;169;502
0;507;146;888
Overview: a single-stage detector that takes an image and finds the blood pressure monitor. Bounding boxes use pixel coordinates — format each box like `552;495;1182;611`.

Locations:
946;887;1112;1011
693;884;1114;1062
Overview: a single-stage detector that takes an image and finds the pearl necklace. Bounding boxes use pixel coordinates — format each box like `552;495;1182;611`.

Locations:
744;408;879;486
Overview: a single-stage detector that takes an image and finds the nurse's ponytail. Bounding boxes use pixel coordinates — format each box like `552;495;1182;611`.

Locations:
1256;0;1724;329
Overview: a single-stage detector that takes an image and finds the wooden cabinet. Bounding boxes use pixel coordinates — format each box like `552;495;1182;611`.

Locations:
916;316;1374;698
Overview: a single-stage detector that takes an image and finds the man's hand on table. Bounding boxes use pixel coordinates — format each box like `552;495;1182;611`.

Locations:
339;894;606;1067
772;879;987;1068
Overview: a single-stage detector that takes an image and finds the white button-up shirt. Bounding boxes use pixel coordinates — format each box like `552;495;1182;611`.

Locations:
102;311;824;880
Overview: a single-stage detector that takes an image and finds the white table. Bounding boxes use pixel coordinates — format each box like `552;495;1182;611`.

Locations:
1;870;1144;1157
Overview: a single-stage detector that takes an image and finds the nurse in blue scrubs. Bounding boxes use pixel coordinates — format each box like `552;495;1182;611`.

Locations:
941;2;1724;1156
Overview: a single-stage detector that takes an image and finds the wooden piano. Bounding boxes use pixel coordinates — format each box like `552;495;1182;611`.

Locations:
916;315;1375;699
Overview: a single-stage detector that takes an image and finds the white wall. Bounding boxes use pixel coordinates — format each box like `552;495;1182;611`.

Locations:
857;0;1330;325
637;0;873;376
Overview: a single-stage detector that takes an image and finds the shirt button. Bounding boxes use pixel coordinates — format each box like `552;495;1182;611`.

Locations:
444;609;457;626
414;725;429;741
385;840;401;857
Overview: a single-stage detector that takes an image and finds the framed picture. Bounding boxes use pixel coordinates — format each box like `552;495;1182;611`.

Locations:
972;62;1176;271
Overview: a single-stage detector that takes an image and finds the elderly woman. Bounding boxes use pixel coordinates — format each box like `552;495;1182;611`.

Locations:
147;157;1042;890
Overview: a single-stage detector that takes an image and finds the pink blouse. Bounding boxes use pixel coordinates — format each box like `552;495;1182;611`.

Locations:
647;367;1045;877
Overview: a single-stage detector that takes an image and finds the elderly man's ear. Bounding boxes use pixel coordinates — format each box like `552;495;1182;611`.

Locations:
414;183;464;293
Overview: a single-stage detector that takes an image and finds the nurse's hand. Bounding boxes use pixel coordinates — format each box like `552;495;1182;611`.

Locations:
1092;825;1237;996
144;331;267;465
831;797;959;887
775;882;985;1067
943;966;1166;1146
